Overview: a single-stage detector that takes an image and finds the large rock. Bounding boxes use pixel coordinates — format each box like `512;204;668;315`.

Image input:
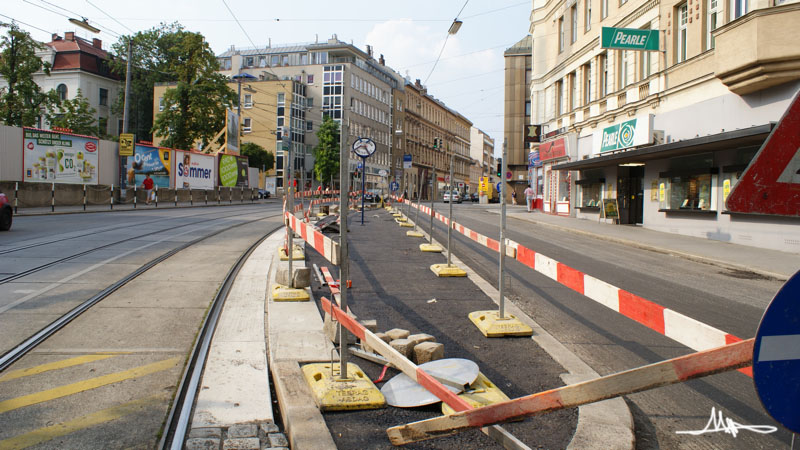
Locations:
407;333;435;347
385;328;410;340
390;338;414;359
414;342;444;364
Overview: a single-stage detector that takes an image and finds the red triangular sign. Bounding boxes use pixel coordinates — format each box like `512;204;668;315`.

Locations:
726;90;800;216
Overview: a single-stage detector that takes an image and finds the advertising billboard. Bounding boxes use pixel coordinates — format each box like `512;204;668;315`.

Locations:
23;128;99;184
226;109;239;154
126;144;171;188
219;154;249;187
175;150;216;190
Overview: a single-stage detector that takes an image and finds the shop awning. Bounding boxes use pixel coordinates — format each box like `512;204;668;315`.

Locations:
553;124;773;171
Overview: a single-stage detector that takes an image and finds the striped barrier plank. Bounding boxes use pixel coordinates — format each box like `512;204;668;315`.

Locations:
386;338;754;445
284;211;339;265
391;196;751;375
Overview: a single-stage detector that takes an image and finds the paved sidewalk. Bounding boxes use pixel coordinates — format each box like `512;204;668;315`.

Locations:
492;205;799;280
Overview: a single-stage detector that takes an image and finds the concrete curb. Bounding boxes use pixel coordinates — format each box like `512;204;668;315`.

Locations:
499;211;790;282
412;221;635;450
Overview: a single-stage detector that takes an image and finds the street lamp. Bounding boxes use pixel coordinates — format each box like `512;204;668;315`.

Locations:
447;20;463;35
68;18;100;33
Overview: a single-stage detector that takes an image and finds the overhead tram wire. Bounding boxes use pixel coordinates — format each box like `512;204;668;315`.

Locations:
0;14;53;34
85;0;135;34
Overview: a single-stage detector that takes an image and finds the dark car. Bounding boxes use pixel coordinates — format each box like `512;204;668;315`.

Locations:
470;192;479;202
0;191;12;231
258;189;271;199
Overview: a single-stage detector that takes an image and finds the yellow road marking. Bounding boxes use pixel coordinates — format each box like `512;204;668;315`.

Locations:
0;354;124;383
0;357;180;414
0;394;164;450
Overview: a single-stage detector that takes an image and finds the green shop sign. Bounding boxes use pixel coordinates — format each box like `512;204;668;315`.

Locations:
601;27;659;51
600;119;638;152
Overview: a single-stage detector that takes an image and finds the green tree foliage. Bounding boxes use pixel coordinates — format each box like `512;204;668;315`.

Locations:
313;116;340;185
111;23;236;148
241;142;274;170
49;89;98;136
0;22;58;127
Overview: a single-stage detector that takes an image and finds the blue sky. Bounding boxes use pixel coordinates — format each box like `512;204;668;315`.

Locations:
5;0;532;145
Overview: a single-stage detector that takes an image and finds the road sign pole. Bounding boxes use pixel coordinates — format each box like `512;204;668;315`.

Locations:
500;140;507;318
430;166;436;243
287;141;294;287
447;153;454;267
414;169;424;232
338;123;350;380
361;156;366;226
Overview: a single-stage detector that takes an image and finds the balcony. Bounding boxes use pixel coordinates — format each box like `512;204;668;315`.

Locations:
714;4;800;95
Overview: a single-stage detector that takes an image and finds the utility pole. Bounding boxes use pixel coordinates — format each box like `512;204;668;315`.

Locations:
338;121;350;379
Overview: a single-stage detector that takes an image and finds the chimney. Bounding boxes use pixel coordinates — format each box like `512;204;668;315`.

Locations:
415;79;422;89
92;38;102;49
51;33;61;41
379;54;385;66
65;32;75;41
366;45;373;57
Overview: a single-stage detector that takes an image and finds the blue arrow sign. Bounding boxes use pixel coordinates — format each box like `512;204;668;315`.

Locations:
390;181;399;192
753;270;800;433
496;182;502;193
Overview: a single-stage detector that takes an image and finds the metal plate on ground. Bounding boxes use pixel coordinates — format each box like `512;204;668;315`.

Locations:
381;358;479;407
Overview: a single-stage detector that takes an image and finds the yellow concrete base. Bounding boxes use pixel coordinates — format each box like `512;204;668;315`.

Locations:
278;245;305;261
316;212;327;218
392;213;403;218
395;216;407;222
398;222;414;228
272;284;310;302
302;362;386;411
441;372;510;415
406;230;424;237
468;310;533;337
419;243;443;253
430;264;467;277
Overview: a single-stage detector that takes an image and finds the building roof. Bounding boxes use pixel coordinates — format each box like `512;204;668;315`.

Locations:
504;35;532;56
44;33;119;80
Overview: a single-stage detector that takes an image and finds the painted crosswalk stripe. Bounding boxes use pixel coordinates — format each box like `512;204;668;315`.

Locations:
758;334;800;362
0;354;123;383
0;394;165;450
0;357;179;414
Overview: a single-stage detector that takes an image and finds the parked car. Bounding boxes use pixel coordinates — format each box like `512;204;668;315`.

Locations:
257;189;271;199
443;191;462;204
0;190;12;231
470;192;479;202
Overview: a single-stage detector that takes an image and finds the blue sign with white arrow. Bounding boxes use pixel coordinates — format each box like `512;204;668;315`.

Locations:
390;181;399;192
753;270;800;433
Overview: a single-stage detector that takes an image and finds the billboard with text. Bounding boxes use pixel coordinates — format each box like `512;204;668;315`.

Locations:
175;150;216;190
23;128;99;184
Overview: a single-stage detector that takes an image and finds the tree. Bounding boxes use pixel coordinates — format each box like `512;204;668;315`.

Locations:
0;22;58;127
241;142;274;170
49;89;98;136
313;116;341;185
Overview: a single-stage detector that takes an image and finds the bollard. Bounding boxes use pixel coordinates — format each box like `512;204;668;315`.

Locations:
229;187;232;204
14;182;18;214
83;184;87;211
190;189;193;206
205;189;208;205
110;184;114;210
240;186;243;203
174;189;178;207
134;184;137;209
430;166;436;242
51;182;55;212
217;186;221;204
155;185;159;208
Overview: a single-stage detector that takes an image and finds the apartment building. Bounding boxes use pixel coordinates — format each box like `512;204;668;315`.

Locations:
216;36;397;190
469;127;496;195
504;35;533;202
402;79;472;200
530;0;800;251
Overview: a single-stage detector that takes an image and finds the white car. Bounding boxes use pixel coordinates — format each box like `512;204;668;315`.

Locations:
443;191;462;203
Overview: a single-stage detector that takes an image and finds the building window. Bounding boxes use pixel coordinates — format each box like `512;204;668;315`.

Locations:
707;0;721;49
601;0;608;19
307;74;314;84
99;88;108;106
585;0;592;31
730;0;748;20
558;17;565;52
577;182;602;207
639;28;652;80
56;84;68;101
525;101;531;116
582;63;592;104
571;6;578;43
244;94;252;108
658;173;716;211
242;117;252;133
271;55;280;66
556;80;564;116
245;56;254;67
677;3;688;63
570;72;578;110
158;97;164;112
618;50;629;89
599;53;608;97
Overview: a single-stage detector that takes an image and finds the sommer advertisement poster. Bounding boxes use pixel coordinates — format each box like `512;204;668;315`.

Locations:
218;154;249;187
127;144;171;188
175;150;216;190
23;128;99;184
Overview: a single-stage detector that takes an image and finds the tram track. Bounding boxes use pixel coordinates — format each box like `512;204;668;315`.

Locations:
0;205;278;284
0;210;284;373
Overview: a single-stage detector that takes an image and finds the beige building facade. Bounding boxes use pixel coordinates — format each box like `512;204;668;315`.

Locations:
469;126;496;196
503;35;533;202
529;0;800;251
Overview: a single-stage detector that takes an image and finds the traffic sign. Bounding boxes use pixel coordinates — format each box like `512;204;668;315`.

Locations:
445;175;450;183
601;27;659;51
390;181;399;192
726;90;800;216
457;182;464;188
496;182;502;193
753;270;800;433
357;160;363;169
119;133;134;156
403;154;412;169
506;171;512;180
352;137;376;158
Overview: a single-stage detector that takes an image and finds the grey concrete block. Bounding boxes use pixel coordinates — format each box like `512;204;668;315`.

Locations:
188;428;222;439
414;342;444;364
259;422;279;434
226;424;257;438
292;267;311;288
275;268;290;286
407;333;436;347
375;332;391;343
185;438;220;450
359;319;378;333
323;312;356;345
385;328;410;340
222;437;260;450
268;433;289;448
390;338;414;359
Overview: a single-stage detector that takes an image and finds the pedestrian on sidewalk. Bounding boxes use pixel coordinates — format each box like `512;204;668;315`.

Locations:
142;173;154;205
524;185;535;212
512;190;518;205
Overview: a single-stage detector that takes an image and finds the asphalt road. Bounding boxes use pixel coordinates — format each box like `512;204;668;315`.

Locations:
421;201;790;449
0;203;282;449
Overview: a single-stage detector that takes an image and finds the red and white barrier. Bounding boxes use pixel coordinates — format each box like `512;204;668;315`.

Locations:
284;211;339;265
392;196;751;375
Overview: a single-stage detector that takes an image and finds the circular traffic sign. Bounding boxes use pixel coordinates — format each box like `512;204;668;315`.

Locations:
506;171;513;180
390;181;399;192
352;137;376;158
753;270;800;433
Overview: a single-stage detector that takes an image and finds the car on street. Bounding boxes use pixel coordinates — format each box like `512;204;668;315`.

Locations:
443;191;462;203
0;190;12;231
469;192;479;202
257;189;270;199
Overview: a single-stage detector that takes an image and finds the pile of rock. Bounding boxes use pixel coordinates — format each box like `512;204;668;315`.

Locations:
367;328;444;365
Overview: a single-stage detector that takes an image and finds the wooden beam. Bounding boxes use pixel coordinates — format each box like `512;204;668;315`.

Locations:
387;338;754;446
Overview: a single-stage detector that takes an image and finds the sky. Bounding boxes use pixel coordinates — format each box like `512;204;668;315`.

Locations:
3;0;532;147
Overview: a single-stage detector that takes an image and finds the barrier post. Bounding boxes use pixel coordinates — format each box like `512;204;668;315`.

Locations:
155;185;158;208
217;186;221;204
430;166;435;240
190;189;193;206
133;184;137;209
229;187;232;204
110;184;114;210
430;152;465;276
339;124;350;379
205;189;208;205
174;189;178;206
406;168;425;238
83;184;87;211
14;182;18;214
51;182;55;212
240;186;243;203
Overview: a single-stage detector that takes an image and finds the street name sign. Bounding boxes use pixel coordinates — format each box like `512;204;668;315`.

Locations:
601;27;659;51
753;270;800;433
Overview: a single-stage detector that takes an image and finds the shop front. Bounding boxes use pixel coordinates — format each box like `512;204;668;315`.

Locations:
539;134;576;215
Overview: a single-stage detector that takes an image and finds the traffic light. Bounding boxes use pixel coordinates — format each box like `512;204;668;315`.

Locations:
496;159;502;177
433;138;440;149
